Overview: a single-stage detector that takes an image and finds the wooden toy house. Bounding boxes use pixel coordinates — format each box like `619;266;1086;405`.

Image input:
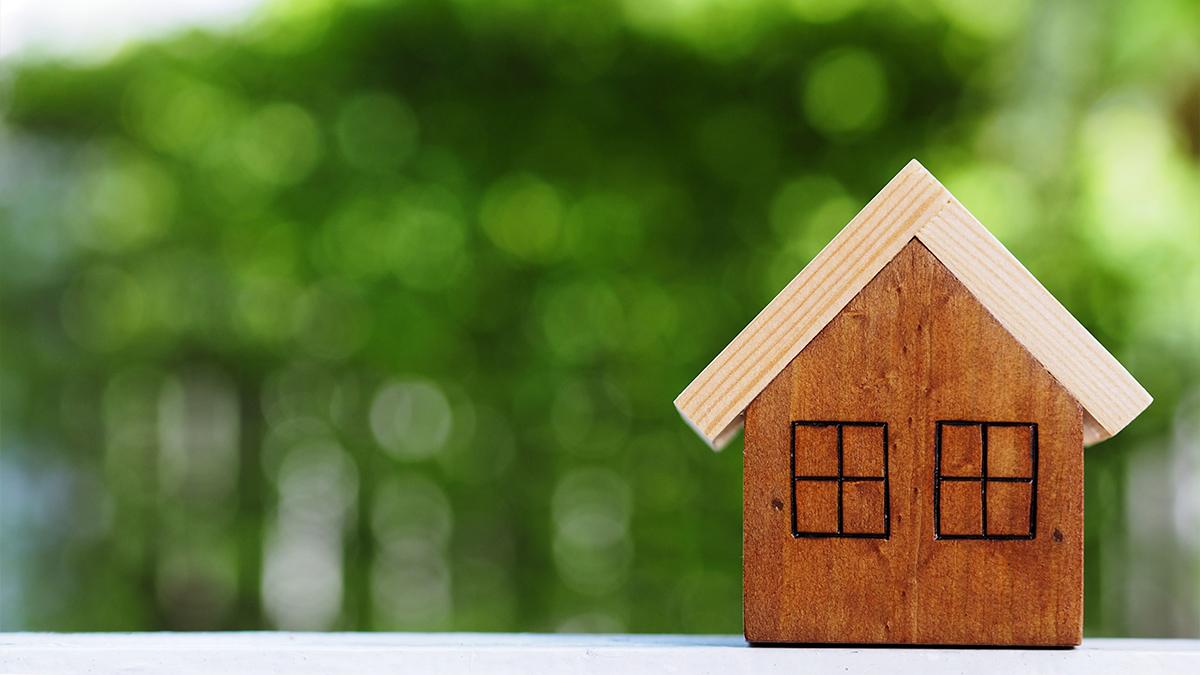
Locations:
674;160;1151;646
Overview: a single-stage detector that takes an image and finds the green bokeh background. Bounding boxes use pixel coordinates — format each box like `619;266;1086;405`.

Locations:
2;0;1198;635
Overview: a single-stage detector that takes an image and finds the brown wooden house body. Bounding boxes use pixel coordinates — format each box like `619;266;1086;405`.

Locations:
675;161;1151;646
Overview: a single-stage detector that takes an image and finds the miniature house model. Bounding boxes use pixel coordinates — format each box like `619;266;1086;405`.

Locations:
674;160;1151;646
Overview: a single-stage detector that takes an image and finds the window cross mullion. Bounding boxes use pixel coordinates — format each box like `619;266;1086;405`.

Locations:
790;420;888;539
935;420;1037;541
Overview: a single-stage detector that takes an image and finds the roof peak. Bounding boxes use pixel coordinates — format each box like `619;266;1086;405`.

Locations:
675;160;1150;450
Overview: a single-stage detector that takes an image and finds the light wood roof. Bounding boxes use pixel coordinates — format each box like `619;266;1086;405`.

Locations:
675;160;1151;449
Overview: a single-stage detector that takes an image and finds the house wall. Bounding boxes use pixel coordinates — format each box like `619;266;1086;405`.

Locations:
743;239;1083;645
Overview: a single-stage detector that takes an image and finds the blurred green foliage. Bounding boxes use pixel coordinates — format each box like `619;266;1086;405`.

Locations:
2;0;1198;635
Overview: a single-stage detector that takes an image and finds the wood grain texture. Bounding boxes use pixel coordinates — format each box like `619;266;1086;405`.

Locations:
676;160;1149;449
917;203;1151;443
744;240;1083;646
675;160;952;447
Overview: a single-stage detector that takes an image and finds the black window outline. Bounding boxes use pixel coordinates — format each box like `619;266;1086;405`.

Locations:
790;420;890;539
933;420;1039;541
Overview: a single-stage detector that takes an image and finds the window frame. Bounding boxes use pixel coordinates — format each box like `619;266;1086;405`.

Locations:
790;420;890;539
933;420;1039;541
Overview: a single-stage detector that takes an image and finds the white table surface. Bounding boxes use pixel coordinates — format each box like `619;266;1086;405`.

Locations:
1;633;1198;675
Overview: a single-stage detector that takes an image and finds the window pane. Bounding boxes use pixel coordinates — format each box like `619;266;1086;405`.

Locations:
939;480;982;536
794;480;838;535
940;423;982;476
986;482;1033;536
793;424;838;476
842;424;885;477
842;480;886;535
987;424;1034;478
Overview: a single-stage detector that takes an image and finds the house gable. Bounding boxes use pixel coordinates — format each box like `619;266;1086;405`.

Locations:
675;160;1150;449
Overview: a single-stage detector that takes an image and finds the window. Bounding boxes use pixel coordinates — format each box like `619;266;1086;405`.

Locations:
790;421;889;538
934;421;1038;540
